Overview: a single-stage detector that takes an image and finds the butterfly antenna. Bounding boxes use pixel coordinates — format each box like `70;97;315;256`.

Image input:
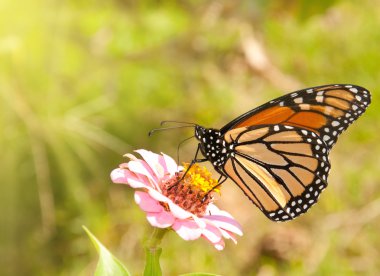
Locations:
160;120;196;126
148;125;195;136
176;135;195;165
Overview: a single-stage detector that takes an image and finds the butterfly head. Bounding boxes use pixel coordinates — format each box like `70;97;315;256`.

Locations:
194;125;206;141
194;125;221;144
195;125;231;169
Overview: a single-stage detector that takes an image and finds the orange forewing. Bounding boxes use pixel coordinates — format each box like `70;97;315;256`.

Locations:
233;106;327;134
234;106;295;128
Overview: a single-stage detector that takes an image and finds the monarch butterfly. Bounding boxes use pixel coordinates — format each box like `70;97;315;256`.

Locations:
190;84;371;222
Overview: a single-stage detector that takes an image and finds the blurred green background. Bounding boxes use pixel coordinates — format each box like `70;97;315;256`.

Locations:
1;0;379;275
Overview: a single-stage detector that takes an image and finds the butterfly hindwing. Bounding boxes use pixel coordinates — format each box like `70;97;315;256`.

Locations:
223;124;330;221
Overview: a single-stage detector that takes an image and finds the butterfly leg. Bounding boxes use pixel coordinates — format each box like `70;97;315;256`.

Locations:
192;143;209;163
182;143;208;173
202;174;228;202
169;144;208;190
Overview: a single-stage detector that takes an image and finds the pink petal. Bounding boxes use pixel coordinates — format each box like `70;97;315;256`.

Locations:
124;153;138;161
202;223;222;244
146;211;175;228
204;215;243;236
135;149;165;179
162;153;179;176
172;220;202;240
118;162;130;168
157;155;170;176
134;191;163;213
206;204;234;219
128;160;159;188
219;229;238;244
146;189;194;220
111;168;148;188
147;188;172;202
110;168;131;183
167;201;193;220
213;239;225;251
192;214;207;228
146;189;195;220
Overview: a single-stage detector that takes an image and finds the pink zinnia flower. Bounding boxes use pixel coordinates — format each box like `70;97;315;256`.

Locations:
111;149;243;250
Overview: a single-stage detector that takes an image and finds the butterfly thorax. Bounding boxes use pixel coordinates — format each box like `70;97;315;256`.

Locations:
194;125;234;170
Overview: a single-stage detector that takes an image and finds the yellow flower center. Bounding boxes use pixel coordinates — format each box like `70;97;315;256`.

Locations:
182;163;221;194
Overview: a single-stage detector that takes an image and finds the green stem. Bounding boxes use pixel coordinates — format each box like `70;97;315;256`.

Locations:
143;228;168;276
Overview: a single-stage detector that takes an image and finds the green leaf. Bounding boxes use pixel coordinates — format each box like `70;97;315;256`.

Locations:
83;226;131;276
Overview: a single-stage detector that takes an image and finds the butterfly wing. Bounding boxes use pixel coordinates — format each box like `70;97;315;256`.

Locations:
223;124;330;221
220;84;371;149
218;84;370;221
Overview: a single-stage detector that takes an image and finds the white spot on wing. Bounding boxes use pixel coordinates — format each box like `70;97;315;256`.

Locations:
350;88;358;93
323;135;330;141
316;96;324;103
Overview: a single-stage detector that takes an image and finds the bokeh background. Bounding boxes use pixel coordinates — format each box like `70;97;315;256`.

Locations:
1;1;380;275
